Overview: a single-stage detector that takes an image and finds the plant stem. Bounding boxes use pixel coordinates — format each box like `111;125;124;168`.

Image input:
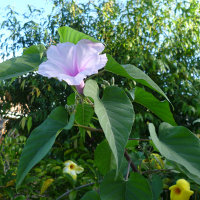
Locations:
124;149;138;172
56;182;95;200
128;138;151;141
142;169;172;174
74;124;103;133
125;161;131;180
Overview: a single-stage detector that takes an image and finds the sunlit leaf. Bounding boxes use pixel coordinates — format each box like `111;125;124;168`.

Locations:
133;87;176;125
84;80;134;173
58;26;98;44
105;55;170;103
16;107;71;188
149;122;200;183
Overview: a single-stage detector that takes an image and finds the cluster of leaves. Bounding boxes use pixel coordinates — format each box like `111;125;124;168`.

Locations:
0;0;199;136
1;25;200;199
0;125;100;199
0;0;200;199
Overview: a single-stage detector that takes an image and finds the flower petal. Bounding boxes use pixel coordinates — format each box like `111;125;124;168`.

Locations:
38;39;108;87
70;170;77;181
176;179;190;190
47;43;78;76
64;160;77;167
58;73;86;85
75;165;84;174
169;179;194;200
75;39;107;74
38;61;66;79
75;81;85;94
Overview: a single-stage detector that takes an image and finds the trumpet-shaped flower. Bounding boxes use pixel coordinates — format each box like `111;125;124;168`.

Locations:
169;179;194;200
38;39;107;93
63;160;84;181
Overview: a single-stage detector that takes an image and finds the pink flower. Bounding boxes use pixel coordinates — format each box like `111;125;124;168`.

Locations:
38;39;107;93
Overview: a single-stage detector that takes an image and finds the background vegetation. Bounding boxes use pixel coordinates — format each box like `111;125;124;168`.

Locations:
0;0;200;199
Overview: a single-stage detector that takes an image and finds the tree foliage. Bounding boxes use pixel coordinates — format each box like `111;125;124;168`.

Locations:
0;0;200;199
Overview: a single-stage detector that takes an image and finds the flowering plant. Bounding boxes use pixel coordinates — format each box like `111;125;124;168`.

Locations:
63;160;84;181
169;179;194;200
0;26;200;199
38;39;107;93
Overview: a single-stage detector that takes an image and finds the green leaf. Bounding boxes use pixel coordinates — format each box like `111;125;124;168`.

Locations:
16;107;70;188
75;103;94;134
58;26;98;44
0;53;43;81
176;163;200;185
193;118;200;124
23;44;46;59
94;140;116;175
150;174;163;200
81;191;101;200
126;173;153;200
67;93;76;105
69;190;77;200
105;55;170;103
84;80;134;173
27;116;32;133
149;122;200;182
100;171;153;200
134;87;176;125
20;117;27;130
14;195;26;200
63;112;75;130
100;171;126;200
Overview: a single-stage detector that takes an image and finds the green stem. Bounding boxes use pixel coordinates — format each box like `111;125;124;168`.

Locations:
56;182;95;200
74;124;103;133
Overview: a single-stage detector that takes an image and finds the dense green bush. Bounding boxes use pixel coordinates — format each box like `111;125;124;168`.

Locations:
0;0;200;199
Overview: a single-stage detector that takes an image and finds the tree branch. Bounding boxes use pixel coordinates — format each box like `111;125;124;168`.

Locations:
124;149;138;172
56;182;95;200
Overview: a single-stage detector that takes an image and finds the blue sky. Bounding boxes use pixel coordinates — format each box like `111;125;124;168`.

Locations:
0;0;90;61
0;0;125;61
0;0;53;19
0;0;93;24
0;0;97;16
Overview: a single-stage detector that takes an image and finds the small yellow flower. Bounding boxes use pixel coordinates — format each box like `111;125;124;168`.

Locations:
150;153;164;169
142;153;164;170
169;179;194;200
63;160;84;181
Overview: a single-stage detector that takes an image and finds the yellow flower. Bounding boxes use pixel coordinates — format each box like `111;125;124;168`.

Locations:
169;179;194;200
142;153;164;170
63;160;84;181
150;153;164;169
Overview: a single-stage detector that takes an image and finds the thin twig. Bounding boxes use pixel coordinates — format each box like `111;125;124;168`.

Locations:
124;149;138;172
74;124;103;133
142;169;172;174
128;138;151;141
86;97;94;107
56;182;95;200
125;161;131;180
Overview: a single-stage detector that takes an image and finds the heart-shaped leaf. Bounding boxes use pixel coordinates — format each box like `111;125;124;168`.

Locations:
100;171;153;200
81;191;101;200
105;55;170;103
58;26;98;44
133;87;176;125
16;107;73;188
149;122;200;182
84;80;134;173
